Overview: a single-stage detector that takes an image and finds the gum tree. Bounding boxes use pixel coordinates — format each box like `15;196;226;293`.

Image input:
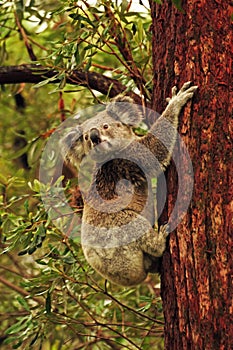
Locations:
0;0;232;349
149;1;232;349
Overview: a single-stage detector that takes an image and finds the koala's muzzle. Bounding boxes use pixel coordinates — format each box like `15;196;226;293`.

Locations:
90;128;101;146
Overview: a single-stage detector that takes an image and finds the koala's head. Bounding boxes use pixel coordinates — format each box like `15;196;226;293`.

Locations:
60;96;143;167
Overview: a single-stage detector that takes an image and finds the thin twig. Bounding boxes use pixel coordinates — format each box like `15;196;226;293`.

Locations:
14;11;37;61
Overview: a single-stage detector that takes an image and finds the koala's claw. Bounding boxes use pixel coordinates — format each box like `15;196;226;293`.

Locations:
159;223;170;239
179;81;192;93
166;82;198;105
177;81;198;97
171;85;178;97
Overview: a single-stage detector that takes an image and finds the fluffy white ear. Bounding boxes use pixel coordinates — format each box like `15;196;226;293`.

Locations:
106;95;143;126
59;125;83;160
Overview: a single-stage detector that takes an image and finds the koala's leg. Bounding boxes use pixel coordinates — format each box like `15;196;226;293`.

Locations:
139;224;169;258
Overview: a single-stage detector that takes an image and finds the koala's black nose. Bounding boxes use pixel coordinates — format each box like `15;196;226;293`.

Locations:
90;128;101;145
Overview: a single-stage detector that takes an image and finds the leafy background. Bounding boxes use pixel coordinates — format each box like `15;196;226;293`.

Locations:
0;0;171;348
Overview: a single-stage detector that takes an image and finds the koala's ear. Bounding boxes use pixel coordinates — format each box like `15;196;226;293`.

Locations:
106;95;143;126
59;125;83;159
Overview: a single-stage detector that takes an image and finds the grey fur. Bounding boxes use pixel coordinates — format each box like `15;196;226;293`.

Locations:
60;82;198;286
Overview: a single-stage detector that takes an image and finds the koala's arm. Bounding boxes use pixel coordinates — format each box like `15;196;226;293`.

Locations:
139;82;198;173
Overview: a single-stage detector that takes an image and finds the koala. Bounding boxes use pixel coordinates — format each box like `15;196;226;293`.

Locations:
60;82;197;286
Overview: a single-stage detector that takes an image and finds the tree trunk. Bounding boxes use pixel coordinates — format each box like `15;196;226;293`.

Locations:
150;0;233;349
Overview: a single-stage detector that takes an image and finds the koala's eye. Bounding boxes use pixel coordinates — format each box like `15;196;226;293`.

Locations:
103;123;109;129
84;134;89;141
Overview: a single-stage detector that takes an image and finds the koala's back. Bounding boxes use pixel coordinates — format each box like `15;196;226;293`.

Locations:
80;158;156;286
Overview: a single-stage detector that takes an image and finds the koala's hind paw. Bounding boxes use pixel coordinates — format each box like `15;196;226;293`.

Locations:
158;223;169;240
151;224;170;257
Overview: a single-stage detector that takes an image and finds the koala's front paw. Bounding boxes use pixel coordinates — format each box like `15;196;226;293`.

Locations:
166;81;198;108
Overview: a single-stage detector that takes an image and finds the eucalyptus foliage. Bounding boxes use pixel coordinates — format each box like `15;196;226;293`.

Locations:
0;1;166;349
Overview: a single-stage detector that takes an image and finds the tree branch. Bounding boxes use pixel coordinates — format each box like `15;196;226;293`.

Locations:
0;275;44;305
0;64;142;103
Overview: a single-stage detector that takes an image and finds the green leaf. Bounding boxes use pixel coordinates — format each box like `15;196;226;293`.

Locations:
59;75;66;89
37;223;46;238
17;296;30;311
28;179;42;193
12;340;23;349
7;144;30;160
137;19;143;43
24;199;29;214
0;173;7;185
28;245;37;255
5;318;27;334
3;336;21;345
33;75;59;88
15;0;24;21
62;254;76;264
120;0;129;14
35;258;47;265
69;14;95;27
54;54;63;66
18;248;29;256
85;57;92;71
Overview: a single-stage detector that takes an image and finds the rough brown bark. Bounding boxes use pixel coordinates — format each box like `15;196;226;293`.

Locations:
150;0;233;349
